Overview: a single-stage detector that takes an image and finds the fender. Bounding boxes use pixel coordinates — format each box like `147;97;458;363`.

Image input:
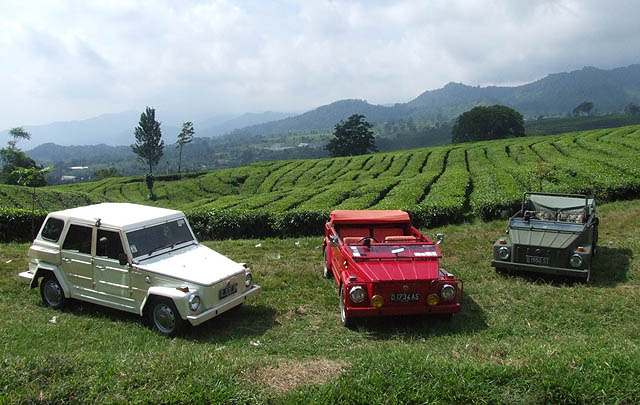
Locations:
140;286;190;318
31;265;71;298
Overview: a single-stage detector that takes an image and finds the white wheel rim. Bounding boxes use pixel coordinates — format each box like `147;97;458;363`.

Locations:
44;280;62;306
153;304;176;334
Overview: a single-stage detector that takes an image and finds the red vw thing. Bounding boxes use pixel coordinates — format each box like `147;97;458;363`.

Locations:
323;210;462;326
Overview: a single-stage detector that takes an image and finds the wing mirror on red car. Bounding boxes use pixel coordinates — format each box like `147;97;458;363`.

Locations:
436;233;445;245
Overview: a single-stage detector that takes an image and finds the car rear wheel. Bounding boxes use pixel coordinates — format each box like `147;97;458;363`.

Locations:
147;298;186;337
323;248;333;279
339;286;353;327
40;273;66;310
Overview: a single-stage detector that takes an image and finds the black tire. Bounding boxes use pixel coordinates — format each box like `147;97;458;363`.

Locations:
339;286;353;327
40;273;66;310
323;247;333;279
147;297;186;337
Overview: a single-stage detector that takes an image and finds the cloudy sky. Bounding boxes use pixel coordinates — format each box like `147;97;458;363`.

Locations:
1;0;639;131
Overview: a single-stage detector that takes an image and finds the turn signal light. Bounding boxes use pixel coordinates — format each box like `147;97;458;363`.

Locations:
427;294;440;306
577;246;585;252
371;295;384;308
498;238;507;245
176;286;189;292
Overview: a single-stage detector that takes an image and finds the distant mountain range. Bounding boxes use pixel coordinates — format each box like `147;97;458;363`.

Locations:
235;64;640;136
2;64;640;151
0;111;296;150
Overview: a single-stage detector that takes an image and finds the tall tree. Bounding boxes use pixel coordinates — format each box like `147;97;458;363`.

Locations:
452;105;525;143
1;128;38;184
176;121;195;174
13;166;52;237
8;127;31;149
325;114;377;157
131;107;164;175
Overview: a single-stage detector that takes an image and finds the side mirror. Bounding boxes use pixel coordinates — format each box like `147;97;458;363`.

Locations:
436;233;445;245
329;235;339;247
118;253;129;266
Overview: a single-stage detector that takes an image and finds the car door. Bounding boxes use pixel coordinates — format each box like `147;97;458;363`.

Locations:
60;223;94;294
93;228;134;311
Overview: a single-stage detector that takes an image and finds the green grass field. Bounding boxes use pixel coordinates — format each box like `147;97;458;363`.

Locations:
1;198;638;404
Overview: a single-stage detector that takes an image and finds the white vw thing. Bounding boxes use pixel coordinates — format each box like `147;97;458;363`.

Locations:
19;203;261;336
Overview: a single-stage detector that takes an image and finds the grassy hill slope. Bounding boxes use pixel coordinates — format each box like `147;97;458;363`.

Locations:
2;125;640;239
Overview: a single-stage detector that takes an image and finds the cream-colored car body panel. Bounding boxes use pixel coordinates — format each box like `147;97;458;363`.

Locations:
22;203;260;329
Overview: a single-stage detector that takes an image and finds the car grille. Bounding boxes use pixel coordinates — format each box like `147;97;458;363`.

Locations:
373;281;431;306
201;272;245;309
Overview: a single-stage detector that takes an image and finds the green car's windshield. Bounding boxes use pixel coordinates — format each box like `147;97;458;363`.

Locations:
510;218;585;232
126;219;195;258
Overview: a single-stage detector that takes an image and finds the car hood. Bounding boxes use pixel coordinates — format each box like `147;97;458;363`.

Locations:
510;228;580;249
135;244;244;285
353;258;440;282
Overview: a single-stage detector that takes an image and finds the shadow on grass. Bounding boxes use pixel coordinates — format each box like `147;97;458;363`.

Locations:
352;293;487;340
185;304;278;342
495;246;632;287
54;300;277;341
590;246;633;286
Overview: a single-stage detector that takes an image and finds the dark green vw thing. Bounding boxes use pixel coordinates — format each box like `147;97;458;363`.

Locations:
491;192;598;282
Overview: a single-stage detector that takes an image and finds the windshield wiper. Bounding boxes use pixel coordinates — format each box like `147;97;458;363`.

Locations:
147;243;174;256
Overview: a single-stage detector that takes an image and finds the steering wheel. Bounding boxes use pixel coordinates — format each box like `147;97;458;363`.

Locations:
357;236;378;247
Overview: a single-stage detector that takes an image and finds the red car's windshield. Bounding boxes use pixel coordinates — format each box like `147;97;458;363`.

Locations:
348;243;439;259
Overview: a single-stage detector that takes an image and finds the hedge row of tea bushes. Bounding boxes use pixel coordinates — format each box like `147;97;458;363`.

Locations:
2;126;640;242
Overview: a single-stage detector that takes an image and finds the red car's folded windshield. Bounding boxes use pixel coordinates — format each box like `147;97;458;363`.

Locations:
348;243;439;259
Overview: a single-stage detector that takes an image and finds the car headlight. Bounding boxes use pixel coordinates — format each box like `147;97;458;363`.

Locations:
349;286;366;303
188;294;201;311
570;254;583;268
498;246;510;260
440;284;455;302
245;270;253;287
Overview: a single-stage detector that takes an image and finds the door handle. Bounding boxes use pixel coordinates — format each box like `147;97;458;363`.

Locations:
95;264;106;270
62;257;72;263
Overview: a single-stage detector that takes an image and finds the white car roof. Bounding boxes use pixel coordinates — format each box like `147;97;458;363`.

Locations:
49;203;185;231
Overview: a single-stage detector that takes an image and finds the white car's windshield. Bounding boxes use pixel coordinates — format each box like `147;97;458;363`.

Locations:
126;218;195;258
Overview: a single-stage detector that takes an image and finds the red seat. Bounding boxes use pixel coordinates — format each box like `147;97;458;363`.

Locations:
384;235;418;243
342;237;365;245
339;226;370;239
373;227;405;241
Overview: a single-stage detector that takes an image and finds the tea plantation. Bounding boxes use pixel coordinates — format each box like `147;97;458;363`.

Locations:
2;125;639;240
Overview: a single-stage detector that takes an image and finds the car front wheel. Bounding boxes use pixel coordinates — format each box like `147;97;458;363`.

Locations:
339;286;353;327
323;248;333;279
40;273;66;310
148;298;186;337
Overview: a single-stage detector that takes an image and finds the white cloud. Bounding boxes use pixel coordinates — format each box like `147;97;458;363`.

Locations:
0;0;639;131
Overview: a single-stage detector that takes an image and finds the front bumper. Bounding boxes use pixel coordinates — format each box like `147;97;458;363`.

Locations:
186;284;261;326
491;260;589;278
345;302;461;318
19;271;34;284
